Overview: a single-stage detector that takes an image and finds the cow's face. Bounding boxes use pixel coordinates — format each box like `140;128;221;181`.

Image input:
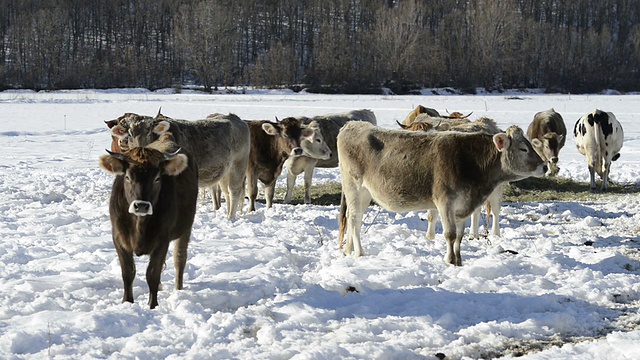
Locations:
299;121;331;160
110;118;170;152
100;148;188;216
262;117;309;157
531;132;563;163
495;126;547;179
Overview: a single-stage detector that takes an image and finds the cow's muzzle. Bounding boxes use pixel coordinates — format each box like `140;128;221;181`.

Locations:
290;147;303;157
550;157;558;163
129;200;153;216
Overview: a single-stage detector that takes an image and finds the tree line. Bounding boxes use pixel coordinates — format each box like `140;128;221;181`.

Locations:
1;0;639;93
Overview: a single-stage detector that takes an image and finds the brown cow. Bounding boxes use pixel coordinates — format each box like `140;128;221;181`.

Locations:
245;117;322;211
401;105;441;126
99;137;198;309
527;108;567;176
337;122;547;265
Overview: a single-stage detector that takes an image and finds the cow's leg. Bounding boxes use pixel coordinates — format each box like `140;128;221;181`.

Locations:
284;171;298;204
114;238;136;304
346;187;371;257
602;160;611;192
470;208;481;239
489;186;502;237
265;180;277;209
211;184;222;210
302;160;317;204
426;209;438;240
173;232;190;291
453;220;465;266
226;170;246;219
439;205;461;266
247;170;258;212
588;165;597;192
146;241;170;309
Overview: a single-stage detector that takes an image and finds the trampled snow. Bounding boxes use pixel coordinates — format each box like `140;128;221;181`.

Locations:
1;89;639;359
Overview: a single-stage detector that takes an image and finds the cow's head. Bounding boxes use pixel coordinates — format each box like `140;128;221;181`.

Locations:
105;113;148;152
495;126;547;179
530;132;563;164
298;121;331;160
262;117;315;157
110;117;171;152
100;147;188;217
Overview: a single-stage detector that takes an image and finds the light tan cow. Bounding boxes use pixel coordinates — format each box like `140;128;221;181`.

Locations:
337;122;547;265
399;116;504;239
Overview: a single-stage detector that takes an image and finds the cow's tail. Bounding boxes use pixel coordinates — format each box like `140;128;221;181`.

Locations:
592;111;606;176
338;191;347;250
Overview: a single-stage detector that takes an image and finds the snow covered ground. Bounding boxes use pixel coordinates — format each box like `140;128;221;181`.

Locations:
1;89;639;359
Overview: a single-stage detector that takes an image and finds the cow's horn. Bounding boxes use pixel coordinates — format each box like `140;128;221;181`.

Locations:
396;120;409;129
462;111;473;118
164;148;181;160
155;107;163;119
106;149;126;160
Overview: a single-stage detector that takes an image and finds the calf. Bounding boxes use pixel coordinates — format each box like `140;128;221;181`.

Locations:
399;116;504;239
337;122;546;265
245;117;321;211
99;138;198;309
574;109;624;192
283;109;376;204
527;109;567;176
108;112;250;219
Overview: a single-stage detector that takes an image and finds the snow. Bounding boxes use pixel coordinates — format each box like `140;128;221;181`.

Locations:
1;89;639;359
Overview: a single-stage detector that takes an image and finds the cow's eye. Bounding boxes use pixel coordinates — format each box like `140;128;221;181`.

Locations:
520;148;528;153
125;174;131;182
154;175;161;183
315;138;322;143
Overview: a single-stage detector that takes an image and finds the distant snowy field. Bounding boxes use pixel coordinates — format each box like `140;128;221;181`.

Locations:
1;89;639;359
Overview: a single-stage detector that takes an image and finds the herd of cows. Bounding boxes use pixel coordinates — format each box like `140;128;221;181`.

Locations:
98;106;624;308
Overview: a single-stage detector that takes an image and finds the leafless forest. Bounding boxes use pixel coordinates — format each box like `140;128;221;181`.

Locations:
2;0;639;93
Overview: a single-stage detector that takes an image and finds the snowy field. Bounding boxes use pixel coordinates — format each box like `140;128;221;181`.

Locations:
1;89;640;359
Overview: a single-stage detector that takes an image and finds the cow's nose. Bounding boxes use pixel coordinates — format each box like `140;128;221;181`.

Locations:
542;165;549;174
292;148;303;156
550;157;558;163
129;200;153;216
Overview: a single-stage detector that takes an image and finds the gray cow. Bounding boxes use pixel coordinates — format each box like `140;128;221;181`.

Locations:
526;108;567;176
283;109;377;204
109;112;250;219
337;122;547;266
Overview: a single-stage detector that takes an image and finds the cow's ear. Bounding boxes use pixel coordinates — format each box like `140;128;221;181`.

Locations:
301;126;314;138
262;123;279;136
105;119;118;129
153;120;171;135
493;133;510;152
530;138;542;150
99;154;126;175
163;154;189;176
111;125;128;139
308;120;320;130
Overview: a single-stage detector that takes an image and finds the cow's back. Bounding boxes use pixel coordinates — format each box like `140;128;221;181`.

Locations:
174;114;250;186
338;121;499;213
303;109;377;167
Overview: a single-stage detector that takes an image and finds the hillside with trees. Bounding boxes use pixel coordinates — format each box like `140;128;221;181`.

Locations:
1;0;639;93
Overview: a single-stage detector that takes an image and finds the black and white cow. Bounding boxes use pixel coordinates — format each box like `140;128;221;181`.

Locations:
574;110;624;192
